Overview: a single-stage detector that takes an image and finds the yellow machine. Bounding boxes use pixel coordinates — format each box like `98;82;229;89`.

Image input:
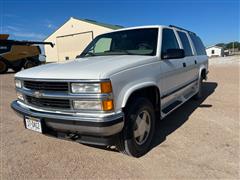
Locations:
0;34;53;73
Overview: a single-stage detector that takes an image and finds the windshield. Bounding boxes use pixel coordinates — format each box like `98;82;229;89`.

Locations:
80;28;158;57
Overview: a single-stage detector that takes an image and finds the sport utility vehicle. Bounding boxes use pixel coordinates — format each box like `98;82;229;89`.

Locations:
11;25;208;157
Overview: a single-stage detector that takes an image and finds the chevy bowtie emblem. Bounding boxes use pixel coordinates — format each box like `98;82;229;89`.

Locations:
33;91;43;98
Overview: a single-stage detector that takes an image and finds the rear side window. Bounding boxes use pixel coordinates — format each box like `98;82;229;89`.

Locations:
177;31;193;56
161;29;179;57
189;33;206;55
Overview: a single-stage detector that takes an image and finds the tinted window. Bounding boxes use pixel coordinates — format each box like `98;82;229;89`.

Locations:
0;45;11;54
161;29;180;57
189;33;206;55
177;31;193;56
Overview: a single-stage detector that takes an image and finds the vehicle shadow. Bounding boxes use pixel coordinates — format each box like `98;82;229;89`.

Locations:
150;81;218;150
85;82;217;156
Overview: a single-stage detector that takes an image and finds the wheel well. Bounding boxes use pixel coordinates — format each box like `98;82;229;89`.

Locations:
201;69;207;80
124;86;160;113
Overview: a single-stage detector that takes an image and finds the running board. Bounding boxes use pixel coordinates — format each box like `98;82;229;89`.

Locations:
161;82;198;118
162;100;182;114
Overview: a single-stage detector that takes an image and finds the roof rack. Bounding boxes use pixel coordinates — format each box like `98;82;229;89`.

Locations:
169;25;196;35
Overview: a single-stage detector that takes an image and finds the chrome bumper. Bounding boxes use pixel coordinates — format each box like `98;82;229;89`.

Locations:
11;100;124;136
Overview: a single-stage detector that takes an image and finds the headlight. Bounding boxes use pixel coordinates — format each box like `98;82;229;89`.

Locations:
71;83;101;93
71;82;112;94
73;100;113;111
15;79;22;88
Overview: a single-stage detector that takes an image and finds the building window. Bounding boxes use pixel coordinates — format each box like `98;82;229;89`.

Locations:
211;50;215;54
65;56;69;60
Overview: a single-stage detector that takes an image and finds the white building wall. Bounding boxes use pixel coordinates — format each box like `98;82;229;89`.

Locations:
206;46;223;57
44;17;115;62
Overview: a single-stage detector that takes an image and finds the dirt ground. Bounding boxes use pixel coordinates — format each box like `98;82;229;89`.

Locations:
0;56;239;179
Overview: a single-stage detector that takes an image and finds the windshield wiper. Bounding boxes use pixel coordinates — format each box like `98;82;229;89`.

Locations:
80;50;137;58
104;50;134;55
81;51;95;57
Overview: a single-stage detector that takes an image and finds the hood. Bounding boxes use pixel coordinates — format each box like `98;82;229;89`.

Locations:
15;55;157;80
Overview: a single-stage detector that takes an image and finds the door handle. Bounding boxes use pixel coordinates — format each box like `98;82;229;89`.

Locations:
183;62;186;67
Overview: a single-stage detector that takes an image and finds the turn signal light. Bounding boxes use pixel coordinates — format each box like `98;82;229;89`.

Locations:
102;100;114;111
100;82;112;93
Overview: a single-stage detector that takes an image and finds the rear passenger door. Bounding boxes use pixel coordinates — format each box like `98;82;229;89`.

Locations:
176;30;198;82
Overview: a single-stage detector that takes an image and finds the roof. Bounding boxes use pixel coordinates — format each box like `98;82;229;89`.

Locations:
206;45;223;49
102;25;163;34
73;17;124;30
110;24;199;34
44;17;124;41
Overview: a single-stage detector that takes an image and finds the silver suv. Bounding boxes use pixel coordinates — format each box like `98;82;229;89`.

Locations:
12;25;208;157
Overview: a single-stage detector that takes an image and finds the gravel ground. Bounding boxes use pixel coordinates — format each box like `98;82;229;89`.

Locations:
0;56;239;179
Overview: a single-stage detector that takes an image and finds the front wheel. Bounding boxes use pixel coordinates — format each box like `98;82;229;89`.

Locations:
0;59;8;74
117;97;156;157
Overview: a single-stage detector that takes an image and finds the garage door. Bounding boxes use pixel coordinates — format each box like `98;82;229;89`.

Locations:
56;32;93;61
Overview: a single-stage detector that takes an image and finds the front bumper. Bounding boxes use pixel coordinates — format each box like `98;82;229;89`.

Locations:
11;100;124;137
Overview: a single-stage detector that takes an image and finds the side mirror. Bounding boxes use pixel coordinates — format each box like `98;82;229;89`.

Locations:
162;49;185;59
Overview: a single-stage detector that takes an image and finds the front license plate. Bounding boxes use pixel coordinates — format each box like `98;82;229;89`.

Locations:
25;116;42;133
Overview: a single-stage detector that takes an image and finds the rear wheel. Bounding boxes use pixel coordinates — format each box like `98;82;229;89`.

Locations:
117;97;156;157
24;60;36;69
193;76;203;100
0;59;8;74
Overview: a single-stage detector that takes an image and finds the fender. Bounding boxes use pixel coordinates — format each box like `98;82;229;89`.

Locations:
120;81;159;108
198;64;207;80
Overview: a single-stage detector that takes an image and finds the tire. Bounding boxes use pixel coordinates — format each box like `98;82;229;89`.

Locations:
0;59;8;74
193;76;203;100
117;97;156;157
24;60;36;69
11;60;24;72
12;66;23;72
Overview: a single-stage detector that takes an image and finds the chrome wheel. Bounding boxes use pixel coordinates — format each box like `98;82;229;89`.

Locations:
133;110;151;145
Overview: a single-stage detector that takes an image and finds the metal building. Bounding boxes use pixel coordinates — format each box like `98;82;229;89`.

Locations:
44;17;123;62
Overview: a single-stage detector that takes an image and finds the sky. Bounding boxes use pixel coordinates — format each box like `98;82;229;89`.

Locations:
0;0;239;47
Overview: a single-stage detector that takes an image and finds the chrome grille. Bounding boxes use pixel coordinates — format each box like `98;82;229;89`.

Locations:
26;95;71;109
24;81;68;92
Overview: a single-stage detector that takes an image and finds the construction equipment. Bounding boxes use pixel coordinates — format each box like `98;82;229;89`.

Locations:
0;34;54;74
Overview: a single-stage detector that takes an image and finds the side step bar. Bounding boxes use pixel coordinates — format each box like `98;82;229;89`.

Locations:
162;100;182;114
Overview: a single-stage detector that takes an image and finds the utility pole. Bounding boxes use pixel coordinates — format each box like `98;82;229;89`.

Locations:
233;41;235;55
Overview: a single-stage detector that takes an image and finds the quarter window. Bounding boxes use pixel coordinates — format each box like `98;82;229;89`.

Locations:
177;31;193;56
189;33;206;55
161;29;180;57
